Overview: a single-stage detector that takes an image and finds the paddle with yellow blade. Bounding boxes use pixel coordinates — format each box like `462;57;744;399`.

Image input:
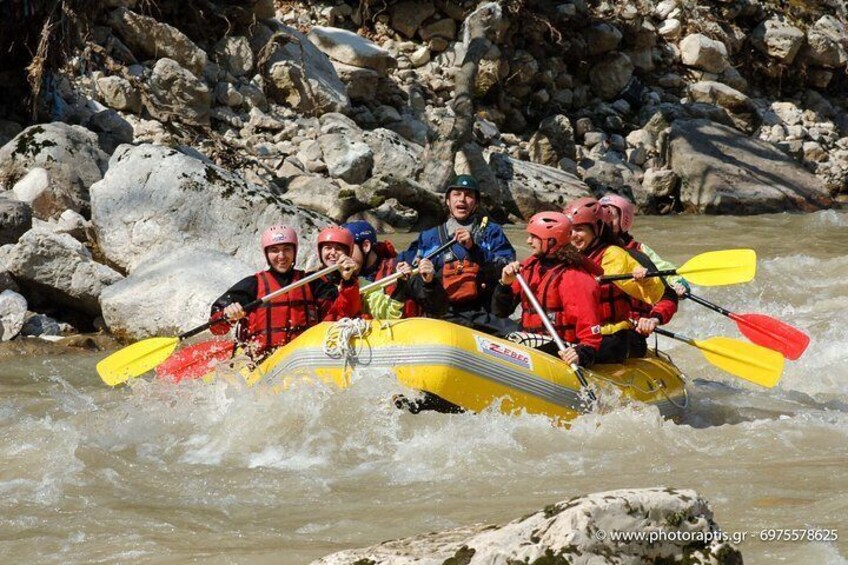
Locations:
684;292;810;360
515;273;597;404
96;264;340;386
653;327;784;387
600;249;757;287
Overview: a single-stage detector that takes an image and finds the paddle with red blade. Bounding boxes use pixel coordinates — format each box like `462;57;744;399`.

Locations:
155;339;236;382
684;292;810;361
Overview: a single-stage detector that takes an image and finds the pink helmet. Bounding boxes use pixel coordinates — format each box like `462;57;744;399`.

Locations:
260;225;298;251
563;197;608;234
599;193;635;233
317;225;354;254
527;211;573;255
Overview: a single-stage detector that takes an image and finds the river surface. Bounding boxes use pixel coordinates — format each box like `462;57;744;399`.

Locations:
2;212;847;564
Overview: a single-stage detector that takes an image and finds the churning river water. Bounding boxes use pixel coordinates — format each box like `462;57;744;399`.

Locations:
1;211;847;564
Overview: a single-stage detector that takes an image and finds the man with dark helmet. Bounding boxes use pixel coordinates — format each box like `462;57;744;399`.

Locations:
398;174;517;336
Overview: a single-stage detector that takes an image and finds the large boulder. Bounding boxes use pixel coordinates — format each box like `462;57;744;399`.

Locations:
680;33;729;73
687;81;761;134
107;7;207;76
213;36;254;77
319;133;374;184
489;152;590;220
99;247;253;339
589;52;634;100
90;144;327;273
750;18;805;64
2;228;123;316
145;58;212;126
669;119;833;213
314;488;742;564
362;128;424;180
307;27;396;74
528;114;577;167
0;123;109;219
803;15;848;67
252;22;350;116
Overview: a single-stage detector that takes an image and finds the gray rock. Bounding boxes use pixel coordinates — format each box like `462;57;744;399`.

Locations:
145;58;212;126
391;1;435;38
0;123;109;219
19;314;62;337
680;33;729;73
669;119;833;213
363;128;423;180
99;247;254;340
687;81;761;134
284;174;361;222
658;18;682;40
253;22;350;116
489;152;590;219
419;19;457;42
332;61;380;102
3;228;123;316
751;18;805;64
0;289;27;341
642;168;679;198
308;27;396;74
215;82;245;107
589;52;634;100
108;7;207;77
584;23;622;56
86;109;135;154
213;36;254;77
528;114;577;167
803;15;848;67
0;198;33;245
357;174;445;227
368;197;418;229
96;75;141;112
319;133;374;184
313;488;741;565
238;82;269;111
90;144;326;273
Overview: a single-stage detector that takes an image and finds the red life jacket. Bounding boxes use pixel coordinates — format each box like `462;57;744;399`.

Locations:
519;257;580;343
245;270;318;352
586;245;632;325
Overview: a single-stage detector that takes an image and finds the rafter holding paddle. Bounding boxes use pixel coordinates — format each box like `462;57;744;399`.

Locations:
653;327;784;388
515;273;597;404
600;249;757;287
96;263;340;386
683;292;810;360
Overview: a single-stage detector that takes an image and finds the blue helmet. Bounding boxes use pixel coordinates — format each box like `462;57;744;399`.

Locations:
342;220;377;246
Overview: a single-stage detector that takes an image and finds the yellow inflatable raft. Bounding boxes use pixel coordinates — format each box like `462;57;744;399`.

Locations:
230;318;688;423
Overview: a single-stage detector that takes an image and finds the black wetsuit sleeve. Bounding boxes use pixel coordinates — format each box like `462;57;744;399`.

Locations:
491;281;520;318
210;275;258;314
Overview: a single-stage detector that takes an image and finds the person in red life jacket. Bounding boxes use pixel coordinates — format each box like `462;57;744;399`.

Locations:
564;197;665;364
597;193;680;357
492;212;603;367
209;225;360;359
342;220;448;319
397;174;517;336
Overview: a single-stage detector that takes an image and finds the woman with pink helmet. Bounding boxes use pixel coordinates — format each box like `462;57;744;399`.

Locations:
209;224;360;359
492;211;604;367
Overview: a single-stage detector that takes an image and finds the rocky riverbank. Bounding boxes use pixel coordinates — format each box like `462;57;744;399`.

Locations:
0;0;846;341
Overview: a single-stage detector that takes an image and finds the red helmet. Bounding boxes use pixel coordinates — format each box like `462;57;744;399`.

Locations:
527;211;573;255
317;225;354;255
260;225;298;251
563;197;608;234
599;193;635;233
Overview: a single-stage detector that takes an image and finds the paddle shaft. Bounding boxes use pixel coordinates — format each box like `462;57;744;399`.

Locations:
653;327;693;346
181;263;340;340
515;274;596;401
601;268;678;282
359;231;459;294
684;292;732;316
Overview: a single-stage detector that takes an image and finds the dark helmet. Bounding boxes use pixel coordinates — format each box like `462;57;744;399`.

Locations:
342;220;377;246
440;174;480;195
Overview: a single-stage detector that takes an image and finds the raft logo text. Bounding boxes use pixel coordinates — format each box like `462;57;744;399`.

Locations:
474;335;533;371
595;527;839;545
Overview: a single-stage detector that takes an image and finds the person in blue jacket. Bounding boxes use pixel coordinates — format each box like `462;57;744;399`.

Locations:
397;174;517;336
